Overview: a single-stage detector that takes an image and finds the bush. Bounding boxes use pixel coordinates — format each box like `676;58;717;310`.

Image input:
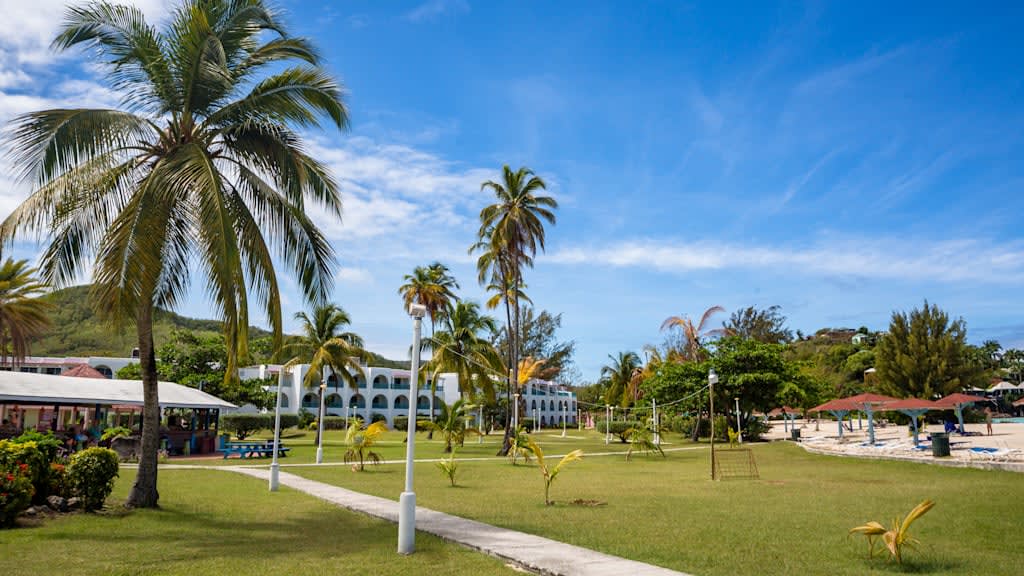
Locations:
220;414;299;439
596;420;639;443
298;408;315;429
0;464;33;527
393;417;431;432
67;448;120;511
10;430;62;463
520;418;535;431
48;462;70;499
101;426;132;442
0;440;49;503
371;413;387;424
744;417;771;441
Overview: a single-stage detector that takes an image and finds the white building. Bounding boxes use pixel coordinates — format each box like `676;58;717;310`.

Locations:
522;379;578;427
239;363;461;427
0;355;140;378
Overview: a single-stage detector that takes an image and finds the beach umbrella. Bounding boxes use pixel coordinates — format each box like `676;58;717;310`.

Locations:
935;393;989;432
769;406;802;433
883;398;940;446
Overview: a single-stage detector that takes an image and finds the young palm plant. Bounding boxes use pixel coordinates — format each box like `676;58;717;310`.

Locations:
625;424;665;461
429;398;481;453
526;438;583;506
0;0;347;508
435;449;459;487
508;425;533;465
343;420;388;471
850;500;936;564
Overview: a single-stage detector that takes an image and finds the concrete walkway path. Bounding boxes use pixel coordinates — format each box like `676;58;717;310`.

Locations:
230;467;691;576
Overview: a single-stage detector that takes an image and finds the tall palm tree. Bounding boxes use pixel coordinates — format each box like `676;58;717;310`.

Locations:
601;351;641;407
0;258;52;366
290;304;366;444
398;261;459;435
472;165;557;455
425;300;503;401
0;0;346;507
660;306;728;362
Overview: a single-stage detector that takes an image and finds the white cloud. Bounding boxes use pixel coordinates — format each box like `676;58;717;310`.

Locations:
404;0;469;22
549;236;1024;284
336;266;373;285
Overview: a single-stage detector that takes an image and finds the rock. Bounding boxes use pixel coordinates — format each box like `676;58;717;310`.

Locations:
47;495;68;512
66;497;82;510
38;505;53;514
24;506;37;516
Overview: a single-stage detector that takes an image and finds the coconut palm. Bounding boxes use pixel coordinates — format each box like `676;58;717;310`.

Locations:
290;304;366;444
429;398;480;453
343;420;388;471
660;306;728;362
398;261;459;435
0;0;347;507
601;351;641;407
0;259;52;366
425;300;503;400
472;165;557;455
526;437;583;505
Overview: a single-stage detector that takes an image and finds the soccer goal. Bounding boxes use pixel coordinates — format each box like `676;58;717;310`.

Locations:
713;448;760;480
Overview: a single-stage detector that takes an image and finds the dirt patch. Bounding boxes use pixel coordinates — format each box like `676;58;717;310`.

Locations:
569;499;607;507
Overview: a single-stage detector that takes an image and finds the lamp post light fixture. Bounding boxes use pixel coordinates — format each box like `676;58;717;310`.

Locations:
269;365;286;491
398;303;426;555
734;397;742;445
708;368;718;480
315;382;326;464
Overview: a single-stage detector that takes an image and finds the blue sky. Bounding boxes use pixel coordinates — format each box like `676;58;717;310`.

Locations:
1;1;1023;380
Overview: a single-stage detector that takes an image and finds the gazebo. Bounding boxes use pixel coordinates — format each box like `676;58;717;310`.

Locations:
810;398;856;439
769;406;802;433
883;398;940;446
934;393;990;433
841;393;899;444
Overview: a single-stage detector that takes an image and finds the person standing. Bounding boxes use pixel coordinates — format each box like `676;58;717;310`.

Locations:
985;408;993;436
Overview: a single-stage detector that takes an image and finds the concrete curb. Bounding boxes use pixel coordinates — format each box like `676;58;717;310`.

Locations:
796;442;1024;473
228;467;691;576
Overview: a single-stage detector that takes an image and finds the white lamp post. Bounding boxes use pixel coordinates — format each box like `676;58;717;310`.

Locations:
513;392;520;431
269;364;286;491
605;404;610;444
398;303;426;555
561;401;567;437
708;368;718;480
315;381;326;464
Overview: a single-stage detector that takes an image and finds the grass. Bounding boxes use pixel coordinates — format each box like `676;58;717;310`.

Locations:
0;468;518;576
279;431;1024;576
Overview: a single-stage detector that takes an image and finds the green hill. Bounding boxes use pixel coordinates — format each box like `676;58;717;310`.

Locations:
30;285;407;369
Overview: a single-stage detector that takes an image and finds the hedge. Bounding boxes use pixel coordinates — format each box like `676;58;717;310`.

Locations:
220;413;300;439
67;448;119;511
596;420;640;443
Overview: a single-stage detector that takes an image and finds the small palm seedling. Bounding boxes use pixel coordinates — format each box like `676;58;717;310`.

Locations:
625;424;665;461
343;420;388;471
430;399;481;453
850;500;935;564
527;438;583;505
509;425;533;465
727;428;740;448
436;449;459;487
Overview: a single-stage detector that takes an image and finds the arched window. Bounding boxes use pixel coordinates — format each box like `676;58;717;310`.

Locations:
356;374;367;388
417;396;429;410
350;394;365;408
94;365;113;379
394;395;409;409
549;400;555;411
372;395;388;409
326;394;343;408
373;375;389;389
531;400;537;411
301;393;318;408
280;393;290;408
326;373;339;388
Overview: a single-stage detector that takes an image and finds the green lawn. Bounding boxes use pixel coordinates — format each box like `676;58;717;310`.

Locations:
0;468;518;576
280;432;1024;576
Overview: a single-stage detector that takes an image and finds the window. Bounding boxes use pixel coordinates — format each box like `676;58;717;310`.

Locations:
94;365;113;378
19;367;38;373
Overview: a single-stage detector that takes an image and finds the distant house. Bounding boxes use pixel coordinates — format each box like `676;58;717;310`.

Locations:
851;333;868;346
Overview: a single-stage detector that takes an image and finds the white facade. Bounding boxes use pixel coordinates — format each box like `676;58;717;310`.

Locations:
239;363;461;427
0;355;139;378
522;379;579;427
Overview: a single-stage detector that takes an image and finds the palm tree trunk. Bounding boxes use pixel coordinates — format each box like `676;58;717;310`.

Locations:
126;301;160;508
498;273;515;456
427;318;435;440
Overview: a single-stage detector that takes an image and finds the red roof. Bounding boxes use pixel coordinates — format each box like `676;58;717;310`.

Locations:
841;393;900;405
61;364;108;379
810;398;856;412
884;398;941;411
934;393;989;408
1014;398;1024;408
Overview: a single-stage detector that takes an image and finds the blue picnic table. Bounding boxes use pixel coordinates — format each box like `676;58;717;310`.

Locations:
221;440;290;459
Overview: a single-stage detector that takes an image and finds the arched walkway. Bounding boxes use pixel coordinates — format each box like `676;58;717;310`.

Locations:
394;395;409;409
350;394;365;408
372;394;388;410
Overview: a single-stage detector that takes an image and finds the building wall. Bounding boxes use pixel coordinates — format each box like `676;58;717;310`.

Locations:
0;356;139;378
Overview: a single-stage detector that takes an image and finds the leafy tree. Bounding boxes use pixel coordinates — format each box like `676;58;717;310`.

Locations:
289;305;366;445
492;307;576;383
724;305;793;344
0;258;52;365
600;351;641;407
1;0;347;508
154;329;273;409
472;165;557;455
660;306;727;362
875;302;987;398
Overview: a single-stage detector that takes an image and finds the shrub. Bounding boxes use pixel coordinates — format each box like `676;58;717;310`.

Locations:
297;408;315;429
850;500;935;564
67;448;120;511
101;427;132;442
48;462;70;499
10;430;62;463
744;417;771;441
393;416;431;432
0;440;49;503
219;414;299;439
436;449;459;487
520;418;535;431
0;464;33;527
596;420;639;443
321;416;350;430
371;413;387;424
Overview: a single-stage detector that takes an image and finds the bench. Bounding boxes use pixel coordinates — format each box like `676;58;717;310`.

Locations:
221;441;290;459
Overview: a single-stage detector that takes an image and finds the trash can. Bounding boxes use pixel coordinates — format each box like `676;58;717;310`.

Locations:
790;428;801;441
931;432;950;457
